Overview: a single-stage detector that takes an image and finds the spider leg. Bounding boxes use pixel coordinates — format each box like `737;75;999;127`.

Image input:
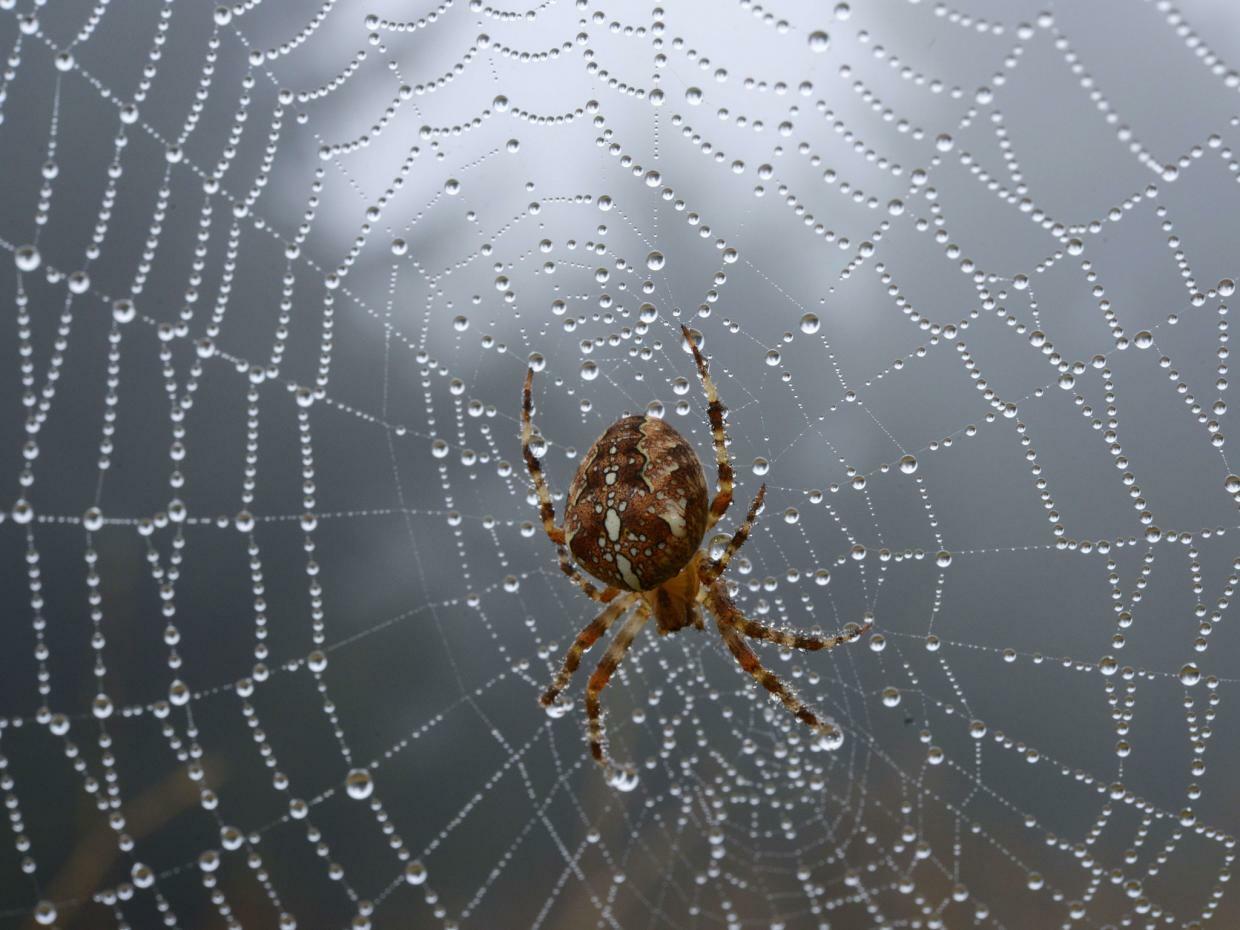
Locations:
585;604;651;767
705;580;840;739
701;483;765;587
523;367;621;604
539;595;635;708
733;611;871;652
681;324;734;531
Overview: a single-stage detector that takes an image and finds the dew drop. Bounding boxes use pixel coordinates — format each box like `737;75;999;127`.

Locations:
345;768;374;800
808;30;830;52
112;299;137;324
608;766;640;792
15;245;40;272
404;861;428;885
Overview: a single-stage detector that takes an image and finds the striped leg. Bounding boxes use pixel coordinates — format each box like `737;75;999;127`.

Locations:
681;324;734;530
701;483;765;586
540;596;634;707
706;581;838;737
734;611;870;652
585;605;650;767
523;367;620;604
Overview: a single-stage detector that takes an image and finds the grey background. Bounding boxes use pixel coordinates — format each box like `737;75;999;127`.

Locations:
2;0;1239;927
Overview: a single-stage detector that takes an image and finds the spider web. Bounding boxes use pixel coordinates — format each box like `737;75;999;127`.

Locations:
2;0;1239;927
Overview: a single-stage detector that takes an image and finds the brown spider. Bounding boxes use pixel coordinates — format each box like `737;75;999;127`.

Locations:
521;324;870;774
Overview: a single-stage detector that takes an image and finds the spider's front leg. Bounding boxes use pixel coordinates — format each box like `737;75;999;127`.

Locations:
700;483;765;587
681;325;734;531
704;580;844;743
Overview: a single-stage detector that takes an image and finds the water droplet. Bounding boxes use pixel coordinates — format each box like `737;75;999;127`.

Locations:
646;251;665;270
608;766;640;792
899;455;918;475
815;725;844;751
1134;331;1154;349
131;863;154;888
345;768;374;800
580;360;599;381
752;457;769;476
15;245;40;272
685;87;703;104
112;299;137;324
68;270;90;294
404;861;428;885
444;178;461;195
799;313;820;334
808;30;830;52
1180;663;1201;686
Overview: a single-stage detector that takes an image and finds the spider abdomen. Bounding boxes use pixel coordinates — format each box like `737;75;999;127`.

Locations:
564;415;709;591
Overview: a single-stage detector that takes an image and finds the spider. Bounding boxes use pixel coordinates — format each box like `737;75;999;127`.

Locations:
521;325;870;774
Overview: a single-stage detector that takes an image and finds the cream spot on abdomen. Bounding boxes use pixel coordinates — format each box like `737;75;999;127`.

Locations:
605;508;621;542
615;553;642;589
659;498;688;538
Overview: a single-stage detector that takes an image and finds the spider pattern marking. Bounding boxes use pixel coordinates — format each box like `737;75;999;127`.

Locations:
522;325;870;774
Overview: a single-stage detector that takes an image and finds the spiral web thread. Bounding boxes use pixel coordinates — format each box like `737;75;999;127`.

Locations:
2;1;1240;928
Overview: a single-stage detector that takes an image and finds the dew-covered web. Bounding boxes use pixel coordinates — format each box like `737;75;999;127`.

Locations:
5;0;1240;927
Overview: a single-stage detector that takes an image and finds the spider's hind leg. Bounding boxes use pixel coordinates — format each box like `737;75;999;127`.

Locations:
585;605;651;768
705;580;841;742
540;596;634;708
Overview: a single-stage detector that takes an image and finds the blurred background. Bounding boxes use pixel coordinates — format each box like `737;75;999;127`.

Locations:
2;0;1240;927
